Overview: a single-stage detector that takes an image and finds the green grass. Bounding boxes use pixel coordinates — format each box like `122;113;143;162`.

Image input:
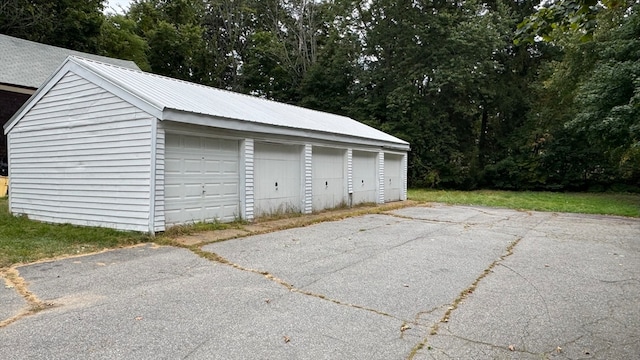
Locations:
2;189;638;268
408;189;640;218
0;197;150;269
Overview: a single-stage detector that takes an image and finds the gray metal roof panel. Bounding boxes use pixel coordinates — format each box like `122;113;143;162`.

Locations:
71;57;409;146
0;34;139;89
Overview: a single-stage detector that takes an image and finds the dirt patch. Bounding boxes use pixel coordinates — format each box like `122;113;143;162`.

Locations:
0;268;55;328
171;200;421;246
174;229;251;246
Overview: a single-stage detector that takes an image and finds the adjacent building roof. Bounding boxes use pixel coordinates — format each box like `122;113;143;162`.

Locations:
6;56;409;150
0;34;140;89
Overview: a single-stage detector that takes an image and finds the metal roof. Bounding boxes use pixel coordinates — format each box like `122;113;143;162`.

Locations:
6;56;409;149
0;34;140;89
70;57;409;148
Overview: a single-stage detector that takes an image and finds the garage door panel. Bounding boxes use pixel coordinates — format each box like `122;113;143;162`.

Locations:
184;159;203;173
204;183;221;194
352;152;377;191
165;158;181;172
184;184;203;198
220;139;238;152
254;142;302;216
352;151;377;204
222;183;239;195
183;136;201;149
313;147;345;211
202;160;221;173
222;161;238;174
164;184;181;198
202;137;219;150
165;133;240;225
165;134;181;148
384;154;402;202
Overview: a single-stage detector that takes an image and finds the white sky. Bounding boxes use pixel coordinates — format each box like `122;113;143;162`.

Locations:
104;0;133;14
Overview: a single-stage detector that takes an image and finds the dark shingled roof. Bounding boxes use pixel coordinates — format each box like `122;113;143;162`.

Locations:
0;34;140;89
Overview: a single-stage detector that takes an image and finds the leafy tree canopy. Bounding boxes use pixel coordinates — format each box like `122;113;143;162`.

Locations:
516;0;631;43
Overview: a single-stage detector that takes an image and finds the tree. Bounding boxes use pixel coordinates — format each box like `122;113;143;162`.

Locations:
515;5;640;190
241;0;332;103
128;0;208;83
0;0;50;40
516;0;631;43
565;6;640;186
0;0;105;53
352;0;519;188
99;14;151;71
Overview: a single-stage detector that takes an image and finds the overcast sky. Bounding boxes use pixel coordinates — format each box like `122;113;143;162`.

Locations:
104;0;133;14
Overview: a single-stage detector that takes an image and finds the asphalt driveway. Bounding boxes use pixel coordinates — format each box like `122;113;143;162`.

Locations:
1;204;638;359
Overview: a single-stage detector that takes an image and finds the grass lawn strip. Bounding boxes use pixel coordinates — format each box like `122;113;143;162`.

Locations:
1;190;638;269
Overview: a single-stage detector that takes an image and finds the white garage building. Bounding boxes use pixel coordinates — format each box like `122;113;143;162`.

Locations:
4;57;409;233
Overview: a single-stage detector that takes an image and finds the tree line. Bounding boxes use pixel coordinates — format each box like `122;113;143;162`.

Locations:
1;0;638;191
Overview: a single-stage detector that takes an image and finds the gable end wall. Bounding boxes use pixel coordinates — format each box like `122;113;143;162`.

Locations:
8;72;155;231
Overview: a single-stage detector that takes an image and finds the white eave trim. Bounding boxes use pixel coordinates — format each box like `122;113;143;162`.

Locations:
0;83;36;95
65;60;164;119
4;67;68;135
161;109;411;151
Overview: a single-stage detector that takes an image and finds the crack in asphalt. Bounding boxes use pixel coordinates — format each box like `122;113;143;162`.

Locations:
293;221;395;268
404;213;561;359
387;206;513;227
497;262;553;324
189;211;488;345
188;246;405;323
304;219;451;283
0;268;55;328
406;236;523;359
388;213;482;226
437;331;545;357
189;210;559;359
181;337;209;360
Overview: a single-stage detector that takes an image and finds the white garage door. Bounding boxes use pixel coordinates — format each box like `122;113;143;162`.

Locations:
313;147;346;211
384;153;403;202
164;134;240;225
352;151;378;204
254;142;302;216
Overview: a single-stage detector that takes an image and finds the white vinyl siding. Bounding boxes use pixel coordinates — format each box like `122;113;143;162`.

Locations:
254;142;302;216
303;144;313;214
312;146;346;211
8;73;154;231
352;150;378;205
347;149;353;196
152;121;165;231
377;151;385;204
164;133;240;225
242;138;255;221
402;153;408;201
